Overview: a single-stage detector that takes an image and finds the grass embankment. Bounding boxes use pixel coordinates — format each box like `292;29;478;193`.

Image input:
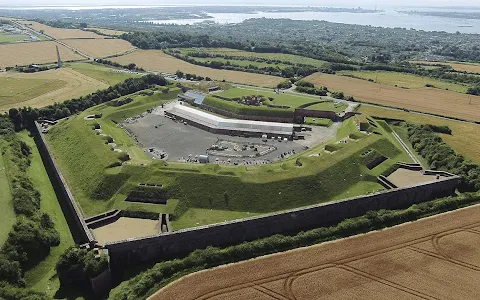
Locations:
359;105;480;164
0;77;66;107
17;132;75;298
69;62;140;86
0;141;16;245
339;70;468;93
46;87;181;217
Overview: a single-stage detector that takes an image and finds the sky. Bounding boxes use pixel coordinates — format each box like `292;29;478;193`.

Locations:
2;0;480;8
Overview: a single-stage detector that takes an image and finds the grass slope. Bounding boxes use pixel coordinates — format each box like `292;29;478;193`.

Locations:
46;88;181;217
17;132;74;297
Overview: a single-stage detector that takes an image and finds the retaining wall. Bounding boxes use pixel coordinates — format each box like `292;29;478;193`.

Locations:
200;104;294;123
34;121;94;244
294;108;356;122
105;175;459;270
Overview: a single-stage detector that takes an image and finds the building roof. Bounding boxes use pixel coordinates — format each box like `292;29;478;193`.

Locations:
168;104;293;136
184;91;206;105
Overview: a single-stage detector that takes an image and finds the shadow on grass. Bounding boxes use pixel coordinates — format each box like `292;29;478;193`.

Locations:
54;282;97;300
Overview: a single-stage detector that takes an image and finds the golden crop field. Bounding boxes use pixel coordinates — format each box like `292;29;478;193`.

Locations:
305;73;480;121
0;68;107;111
17;20;105;39
359;105;480;163
61;38;135;58
0;41;83;68
411;61;480;73
111;50;285;87
153;204;480;300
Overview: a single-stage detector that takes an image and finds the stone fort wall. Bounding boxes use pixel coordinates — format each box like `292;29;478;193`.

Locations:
34;121;460;271
105;175;459;270
34;121;94;244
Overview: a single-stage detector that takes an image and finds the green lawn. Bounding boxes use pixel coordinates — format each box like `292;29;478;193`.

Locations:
179;48;329;68
217;87;327;109
305;101;348;113
0;77;66;107
305;117;333;127
0;33;28;43
339;70;468;93
69;62;141;86
17;132;75;298
0;141;16;246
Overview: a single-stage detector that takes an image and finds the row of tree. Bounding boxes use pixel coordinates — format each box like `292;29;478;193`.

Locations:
407;123;480;192
0;116;59;299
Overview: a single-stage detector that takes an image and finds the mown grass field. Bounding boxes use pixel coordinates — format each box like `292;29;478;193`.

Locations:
0;141;15;246
0;41;83;68
0;77;66;107
0;33;28;43
359;105;480;164
339;70;468;93
111;50;284;87
305;101;348;113
305;117;333;127
0;67;108;111
217;87;331;109
178;48;329;68
305;73;480;122
70;62;140;85
18;132;75;298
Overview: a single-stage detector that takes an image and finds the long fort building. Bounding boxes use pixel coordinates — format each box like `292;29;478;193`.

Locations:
166;104;294;137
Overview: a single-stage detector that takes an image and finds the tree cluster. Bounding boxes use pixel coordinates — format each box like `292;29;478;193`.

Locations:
295;81;329;96
0;117;60;298
407;124;480;192
94;58;145;72
56;247;109;279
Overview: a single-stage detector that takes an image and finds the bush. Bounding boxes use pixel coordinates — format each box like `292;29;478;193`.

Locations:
295;80;315;88
277;80;292;89
56;247;109;280
407;123;480;192
3;219;60;268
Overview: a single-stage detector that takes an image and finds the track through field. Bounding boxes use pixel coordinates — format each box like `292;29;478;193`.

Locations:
151;204;480;300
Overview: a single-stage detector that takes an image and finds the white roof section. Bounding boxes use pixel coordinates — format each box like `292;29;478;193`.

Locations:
184;91;206;105
168;104;293;135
